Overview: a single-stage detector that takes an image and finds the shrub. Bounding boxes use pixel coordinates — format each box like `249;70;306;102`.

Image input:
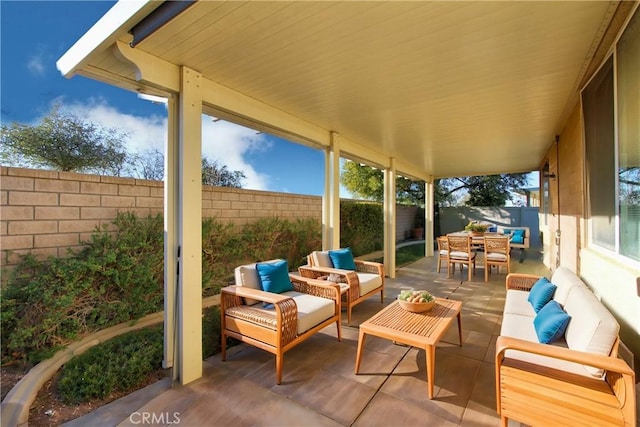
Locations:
1;213;321;365
1;213;164;364
340;201;384;255
202;306;221;358
57;325;164;404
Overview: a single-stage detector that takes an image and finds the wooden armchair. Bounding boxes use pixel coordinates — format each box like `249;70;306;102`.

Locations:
221;260;341;384
298;249;384;325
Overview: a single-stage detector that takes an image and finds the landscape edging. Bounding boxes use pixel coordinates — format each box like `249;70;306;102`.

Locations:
1;295;219;427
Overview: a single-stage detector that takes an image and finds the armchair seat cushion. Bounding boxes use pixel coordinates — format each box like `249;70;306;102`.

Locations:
236;291;335;335
357;273;383;296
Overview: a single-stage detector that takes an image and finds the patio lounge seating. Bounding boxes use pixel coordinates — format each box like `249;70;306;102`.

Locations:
497;226;530;263
298;248;384;325
496;268;636;426
221;259;341;384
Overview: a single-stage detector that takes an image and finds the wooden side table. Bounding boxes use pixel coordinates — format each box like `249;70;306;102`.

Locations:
355;298;462;399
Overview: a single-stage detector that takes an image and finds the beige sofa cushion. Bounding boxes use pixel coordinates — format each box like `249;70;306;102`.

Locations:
311;250;332;268
500;313;592;377
563;286;619;377
503;289;536;318
550;266;587;306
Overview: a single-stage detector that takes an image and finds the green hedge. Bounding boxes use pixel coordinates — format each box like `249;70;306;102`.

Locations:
58;325;164;404
340;201;384;256
1;213;321;365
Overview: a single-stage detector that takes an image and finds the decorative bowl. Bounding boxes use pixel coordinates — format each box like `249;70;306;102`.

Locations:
397;299;436;313
397;290;437;313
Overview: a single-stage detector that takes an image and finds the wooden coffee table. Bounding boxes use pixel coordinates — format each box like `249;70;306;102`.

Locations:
354;298;462;399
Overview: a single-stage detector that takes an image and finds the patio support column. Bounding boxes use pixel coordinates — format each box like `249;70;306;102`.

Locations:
425;181;434;257
384;160;397;278
323;132;341;250
163;94;178;372
176;66;203;385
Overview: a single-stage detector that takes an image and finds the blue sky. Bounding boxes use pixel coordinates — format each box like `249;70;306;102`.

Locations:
0;1;327;196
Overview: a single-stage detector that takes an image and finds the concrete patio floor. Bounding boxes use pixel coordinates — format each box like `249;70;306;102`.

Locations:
66;251;554;427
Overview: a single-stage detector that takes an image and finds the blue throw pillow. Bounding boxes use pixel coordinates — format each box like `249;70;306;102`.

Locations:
510;229;525;244
527;277;557;313
328;248;356;270
533;300;571;344
256;260;293;294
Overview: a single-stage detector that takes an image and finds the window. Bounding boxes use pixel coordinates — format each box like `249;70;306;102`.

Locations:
617;8;640;261
583;8;639;262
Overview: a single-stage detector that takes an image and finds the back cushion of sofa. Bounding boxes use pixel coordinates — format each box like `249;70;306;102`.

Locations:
311;251;332;268
551;267;587;306
563;286;619;377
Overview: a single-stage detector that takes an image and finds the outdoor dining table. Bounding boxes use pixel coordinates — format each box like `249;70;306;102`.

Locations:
447;231;505;249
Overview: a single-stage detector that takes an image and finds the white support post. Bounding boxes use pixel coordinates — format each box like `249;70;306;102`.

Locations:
425;181;434;257
324;132;341;250
384;160;397;278
177;66;203;385
322;147;331;250
163;95;178;372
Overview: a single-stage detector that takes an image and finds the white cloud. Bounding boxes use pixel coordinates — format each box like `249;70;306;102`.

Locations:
27;54;46;76
59;99;272;190
202;119;271;190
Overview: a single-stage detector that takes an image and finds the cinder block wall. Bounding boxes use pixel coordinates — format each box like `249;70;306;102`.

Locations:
1;166;322;267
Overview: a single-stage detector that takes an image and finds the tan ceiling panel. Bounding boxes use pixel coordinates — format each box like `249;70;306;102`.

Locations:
78;1;616;178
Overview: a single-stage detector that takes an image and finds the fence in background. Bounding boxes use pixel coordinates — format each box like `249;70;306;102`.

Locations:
1;167;420;268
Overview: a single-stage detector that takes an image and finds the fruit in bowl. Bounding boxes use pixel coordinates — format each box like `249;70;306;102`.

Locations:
397;290;436;313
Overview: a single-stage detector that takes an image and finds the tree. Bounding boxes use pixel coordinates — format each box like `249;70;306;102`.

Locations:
341;160;529;207
0;104;129;175
128;148;165;181
437;174;529;206
119;150;247;188
340;161;424;205
202;157;245;188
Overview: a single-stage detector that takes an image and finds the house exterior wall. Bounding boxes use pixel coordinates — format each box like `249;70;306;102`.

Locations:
541;10;640;370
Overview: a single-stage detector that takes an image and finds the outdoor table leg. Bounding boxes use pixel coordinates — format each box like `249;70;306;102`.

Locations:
354;330;366;374
425;344;436;399
457;312;463;346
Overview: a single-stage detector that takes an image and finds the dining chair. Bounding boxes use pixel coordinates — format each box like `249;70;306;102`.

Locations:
436;236;450;273
483;235;510;282
446;235;477;281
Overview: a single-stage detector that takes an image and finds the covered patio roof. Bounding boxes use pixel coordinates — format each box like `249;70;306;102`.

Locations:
56;0;623;386
58;0;616;179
